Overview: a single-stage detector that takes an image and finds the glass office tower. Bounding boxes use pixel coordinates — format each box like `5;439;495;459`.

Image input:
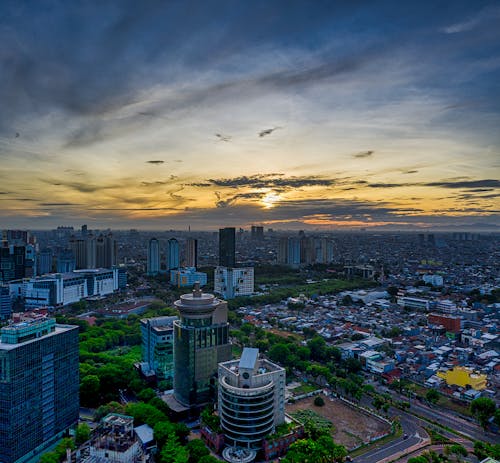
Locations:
173;283;231;408
0;318;79;463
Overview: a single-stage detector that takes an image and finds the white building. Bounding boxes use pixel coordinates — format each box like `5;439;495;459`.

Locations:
218;348;285;450
9;268;119;308
214;266;254;299
423;274;444;287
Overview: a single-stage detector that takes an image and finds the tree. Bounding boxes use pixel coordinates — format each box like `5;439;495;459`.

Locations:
269;343;291;365
137;388;157;403
126;402;168;427
470;397;496;429
158;435;189;463
307;336;327;362
448;444;468;462
186;439;209;463
80;374;100;407
75;423;91;445
154;421;175;449
426;388;440;404
198;456;219;463
314;396;325;407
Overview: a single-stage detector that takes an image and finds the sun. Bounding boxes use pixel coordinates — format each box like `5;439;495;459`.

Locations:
261;192;281;209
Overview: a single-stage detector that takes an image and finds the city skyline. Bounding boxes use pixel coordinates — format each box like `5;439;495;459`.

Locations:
1;1;499;230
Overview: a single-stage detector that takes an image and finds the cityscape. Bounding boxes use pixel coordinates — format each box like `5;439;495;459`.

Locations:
1;1;499;463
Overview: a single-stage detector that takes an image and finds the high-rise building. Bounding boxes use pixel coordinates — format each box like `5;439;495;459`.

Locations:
167;238;180;270
140;316;178;384
218;348;285;450
0;285;11;320
219;227;236;267
147;238;160;275
171;284;231;409
56;249;76;273
0;245;26;283
96;232;117;268
70;235;96;269
185;238;198;267
38;249;53;275
250;225;264;240
315;238;334;264
0;318;79;463
214;266;254;299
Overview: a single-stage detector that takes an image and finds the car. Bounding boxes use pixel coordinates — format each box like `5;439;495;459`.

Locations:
403;433;409;440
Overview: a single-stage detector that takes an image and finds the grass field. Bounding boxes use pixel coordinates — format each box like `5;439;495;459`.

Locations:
286;395;391;450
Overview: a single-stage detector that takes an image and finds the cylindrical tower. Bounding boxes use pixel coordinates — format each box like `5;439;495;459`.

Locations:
219;377;276;449
173;283;231;408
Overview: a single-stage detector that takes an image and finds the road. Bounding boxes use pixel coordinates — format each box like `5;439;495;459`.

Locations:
350;385;498;463
353;409;427;463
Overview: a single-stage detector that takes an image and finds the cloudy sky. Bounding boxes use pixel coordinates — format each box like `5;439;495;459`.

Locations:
1;0;499;230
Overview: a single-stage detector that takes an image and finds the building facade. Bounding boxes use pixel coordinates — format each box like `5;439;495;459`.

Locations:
219;228;236;267
140;316;177;383
0;318;79;463
0;285;11;320
172;284;231;408
214;266;254;299
218;348;285;449
170;267;207;287
147;238;160;276
184;238;198;267
167;238;180;270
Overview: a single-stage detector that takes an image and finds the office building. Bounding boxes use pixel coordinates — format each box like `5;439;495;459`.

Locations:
57;249;75;273
0;318;79;463
214;266;254;299
219;227;236;267
185;238;198;267
70;235;96;269
167;238;180;270
38;249;53;275
140;316;177;383
25;244;37;278
0;285;11;320
218;348;285;450
96;233;117;268
0;245;26;283
147;238;160;275
170;267;207;287
250;226;264;241
172;284;231;408
9;268;119;309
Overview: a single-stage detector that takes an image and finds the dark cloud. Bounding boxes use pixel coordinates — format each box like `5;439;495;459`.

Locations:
40;202;79;206
201;174;336;190
259;127;282;137
425;179;500;189
403;170;418;174
141;181;168;186
146;160;165;164
43;179;119;193
215;191;264;208
368;183;406;188
353;150;374;158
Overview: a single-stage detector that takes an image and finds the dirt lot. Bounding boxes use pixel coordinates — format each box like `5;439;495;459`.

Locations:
286;395;391;450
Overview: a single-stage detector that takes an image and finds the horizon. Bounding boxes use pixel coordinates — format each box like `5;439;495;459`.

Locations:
1;1;499;230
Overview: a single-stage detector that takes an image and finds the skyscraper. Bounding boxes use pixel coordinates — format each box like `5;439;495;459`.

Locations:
70;235;96;269
167;238;180;270
185;238;198;267
96;232;117;268
0;245;26;283
147;238;160;275
219;227;235;267
0;318;79;463
38;248;53;275
172;284;231;408
0;285;11;320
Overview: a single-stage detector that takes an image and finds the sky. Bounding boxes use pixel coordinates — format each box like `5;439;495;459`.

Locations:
1;0;499;230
